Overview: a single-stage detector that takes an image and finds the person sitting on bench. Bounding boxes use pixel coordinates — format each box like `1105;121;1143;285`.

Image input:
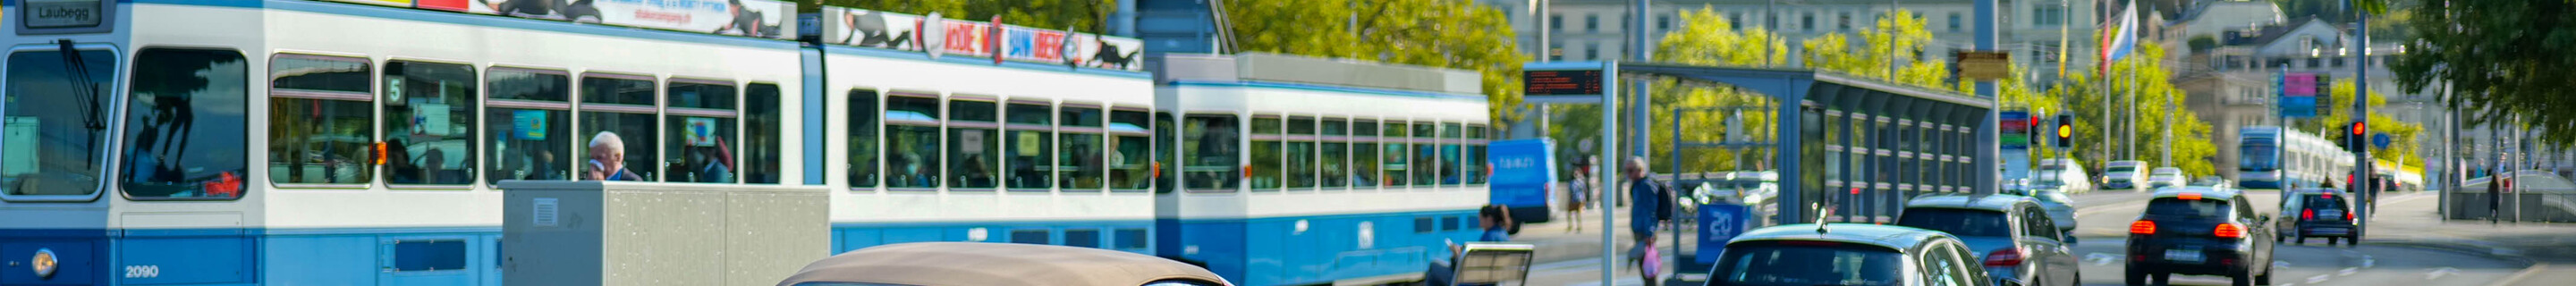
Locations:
1427;205;1514;286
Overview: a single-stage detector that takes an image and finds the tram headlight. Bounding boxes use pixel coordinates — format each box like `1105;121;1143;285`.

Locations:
30;248;56;279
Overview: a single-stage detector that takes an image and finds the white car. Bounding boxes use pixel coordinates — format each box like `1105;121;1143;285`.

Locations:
2100;160;2148;191
2035;159;2093;192
2147;167;2187;189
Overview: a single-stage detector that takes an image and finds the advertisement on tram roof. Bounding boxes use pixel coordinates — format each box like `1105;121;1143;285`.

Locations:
411;0;796;40
818;6;1145;72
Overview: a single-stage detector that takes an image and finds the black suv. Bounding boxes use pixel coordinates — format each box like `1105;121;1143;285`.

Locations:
2125;188;2277;286
2277;189;2360;246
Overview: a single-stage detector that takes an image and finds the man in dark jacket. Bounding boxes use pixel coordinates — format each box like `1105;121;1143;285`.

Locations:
585;131;642;181
1623;156;1672;286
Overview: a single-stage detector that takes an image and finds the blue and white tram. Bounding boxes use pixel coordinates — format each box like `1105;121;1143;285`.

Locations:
809;7;1162;256
0;0;809;284
2236;125;2354;190
1150;53;1494;286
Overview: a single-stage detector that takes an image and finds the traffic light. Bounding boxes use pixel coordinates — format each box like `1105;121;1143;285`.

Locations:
2346;121;2367;151
2053;114;2074;147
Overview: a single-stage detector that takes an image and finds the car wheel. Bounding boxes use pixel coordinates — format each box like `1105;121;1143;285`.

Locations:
2233;271;2253;286
2348;235;2361;246
2257;262;2275;285
2153;273;2172;286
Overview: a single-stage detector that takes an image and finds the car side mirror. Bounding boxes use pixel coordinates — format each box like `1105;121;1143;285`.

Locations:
2062;232;2080;245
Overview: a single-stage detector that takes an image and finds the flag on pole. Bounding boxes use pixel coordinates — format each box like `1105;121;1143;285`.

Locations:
2097;1;2139;72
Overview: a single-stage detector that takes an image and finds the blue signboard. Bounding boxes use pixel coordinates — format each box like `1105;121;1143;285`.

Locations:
2279;96;2318;118
1697;204;1751;265
2374;133;2393;148
1487;139;1555;208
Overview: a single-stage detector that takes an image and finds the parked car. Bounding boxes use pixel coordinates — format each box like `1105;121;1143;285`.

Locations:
1895;195;2081;286
2148;167;2187;189
2035;159;2094;192
2278;188;2360;246
2124;187;2278;286
2101;161;2148;191
2003;185;2081;232
776;242;1233;286
1707;223;1996;286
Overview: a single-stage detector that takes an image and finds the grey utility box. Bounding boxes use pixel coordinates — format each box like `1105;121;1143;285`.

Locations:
499;181;828;286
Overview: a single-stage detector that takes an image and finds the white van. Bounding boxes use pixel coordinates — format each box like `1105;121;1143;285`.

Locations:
2033;159;2093;192
2101;160;2148;191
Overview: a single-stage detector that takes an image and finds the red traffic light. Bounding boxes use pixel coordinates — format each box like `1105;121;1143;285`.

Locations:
2351;122;2366;136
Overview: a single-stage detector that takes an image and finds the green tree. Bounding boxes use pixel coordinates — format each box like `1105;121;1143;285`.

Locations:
2052;44;2221;177
2392;0;2576;147
1224;0;1530;125
2299;80;2424;169
1803;10;1956;91
1621;7;1793;172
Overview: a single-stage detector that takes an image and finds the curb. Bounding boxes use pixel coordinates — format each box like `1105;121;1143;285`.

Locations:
2486;262;2548;286
2372;239;2531;265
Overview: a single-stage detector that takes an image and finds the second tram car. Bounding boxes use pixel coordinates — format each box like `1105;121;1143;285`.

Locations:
2237;125;2354;190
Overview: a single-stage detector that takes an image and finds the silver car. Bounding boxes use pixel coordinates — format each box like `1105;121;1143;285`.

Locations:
2004;183;2080;232
1896;195;2081;286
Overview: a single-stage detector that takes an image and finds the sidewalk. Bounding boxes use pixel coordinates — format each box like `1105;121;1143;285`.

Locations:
1513;205;1642;265
2360;191;2576;286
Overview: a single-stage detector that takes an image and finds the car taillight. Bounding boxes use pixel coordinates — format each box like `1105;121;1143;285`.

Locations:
2215;223;2246;239
2129;220;2157;234
1983;248;2025;266
2302;209;2315;221
2344;211;2354;221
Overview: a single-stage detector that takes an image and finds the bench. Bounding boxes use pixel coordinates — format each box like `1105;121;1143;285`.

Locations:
1444;243;1537;286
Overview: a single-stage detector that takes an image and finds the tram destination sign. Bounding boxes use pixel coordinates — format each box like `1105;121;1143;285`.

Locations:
1525;70;1604;96
22;0;103;29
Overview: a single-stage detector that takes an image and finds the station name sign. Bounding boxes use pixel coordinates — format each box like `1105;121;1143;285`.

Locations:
22;0;104;29
1525;70;1604;96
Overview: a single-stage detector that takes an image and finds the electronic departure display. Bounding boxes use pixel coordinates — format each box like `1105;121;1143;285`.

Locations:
1524;70;1604;96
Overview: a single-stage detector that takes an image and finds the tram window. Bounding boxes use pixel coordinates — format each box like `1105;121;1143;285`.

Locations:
1064;229;1101;248
1414;123;1438;187
390;240;467;272
1382;122;1409;187
1114;228;1148;249
1249;116;1283;190
664;80;738;183
1060;105;1106;190
577;75;657;181
883;94;939;189
1465;125;1488;184
267;55;375;186
1182;114;1240;191
949;98;1000;189
121;48;248;200
1010;229;1050;244
483;68;572;184
1352;121;1380;189
744;83;782;184
1286;117;1316;189
1320;118;1349;189
847;89;882;188
1004;102;1052;191
1153;112;1177;193
382;61;478;186
4;48;119;197
1440;122;1462;186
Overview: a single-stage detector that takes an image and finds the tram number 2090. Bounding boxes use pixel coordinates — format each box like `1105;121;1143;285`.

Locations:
124;265;161;278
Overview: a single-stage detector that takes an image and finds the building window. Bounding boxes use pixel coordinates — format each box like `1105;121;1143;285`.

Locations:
1661;14;1674;30
1586;14;1599;32
484;68;572;184
2036;4;2065;26
382;60;479;186
267;55;375;186
1585;42;1599;61
2307;57;2322;69
2331;57;2346;68
1948;13;1962;32
122;48;249;200
1802;13;1816;31
1550;13;1562;31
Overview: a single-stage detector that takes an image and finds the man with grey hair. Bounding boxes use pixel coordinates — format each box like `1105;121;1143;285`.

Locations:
585;131;642;181
1623;156;1672;286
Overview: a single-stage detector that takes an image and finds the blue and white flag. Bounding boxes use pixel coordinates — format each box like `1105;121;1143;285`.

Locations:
2097;1;2139;72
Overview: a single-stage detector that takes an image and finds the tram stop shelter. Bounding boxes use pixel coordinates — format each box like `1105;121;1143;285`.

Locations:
1522;61;1999;227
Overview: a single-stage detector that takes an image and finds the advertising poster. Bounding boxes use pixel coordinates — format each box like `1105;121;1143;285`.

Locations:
685;117;718;147
512;110;548;140
820;7;923;50
418;0;795;40
820;7;1147;72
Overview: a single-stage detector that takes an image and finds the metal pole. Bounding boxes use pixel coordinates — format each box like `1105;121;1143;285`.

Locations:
1599;63;1623;286
2350;0;2372;229
1539;0;1551;62
1977;0;1999;197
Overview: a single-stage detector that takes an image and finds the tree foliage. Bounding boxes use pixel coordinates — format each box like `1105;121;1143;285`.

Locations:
1223;0;1530;125
2392;0;2576;147
2050;44;2222;177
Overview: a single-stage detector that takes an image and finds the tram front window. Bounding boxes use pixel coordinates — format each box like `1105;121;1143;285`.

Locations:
122;48;248;199
2;49;115;198
2241;144;2279;172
